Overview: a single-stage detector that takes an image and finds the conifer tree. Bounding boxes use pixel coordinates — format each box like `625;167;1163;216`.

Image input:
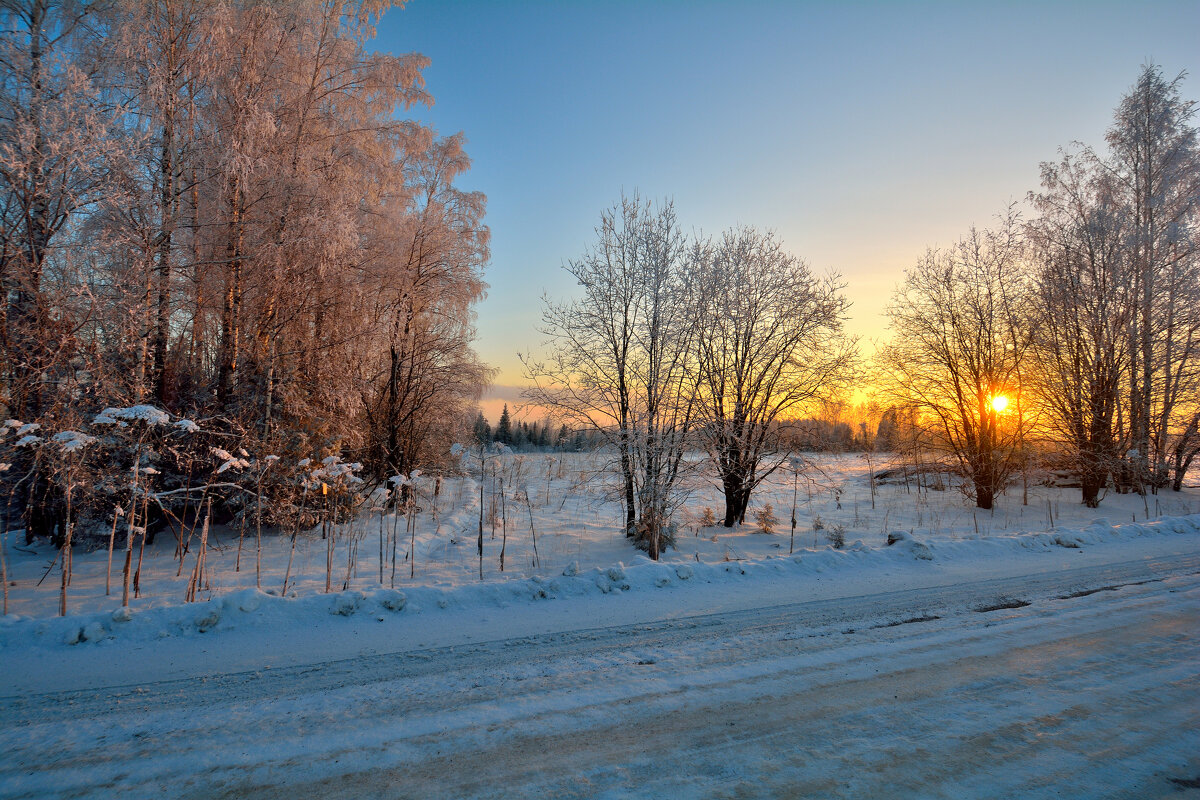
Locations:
496;404;512;445
472;412;491;445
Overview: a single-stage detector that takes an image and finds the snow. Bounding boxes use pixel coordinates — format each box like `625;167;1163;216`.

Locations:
92;405;170;427
311;456;360;483
1;454;1198;797
366;487;390;509
1;502;1197;654
1;534;1197;798
49;431;96;452
2;454;1197;631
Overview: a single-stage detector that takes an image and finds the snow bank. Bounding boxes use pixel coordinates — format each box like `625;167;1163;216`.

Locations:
2;514;1197;652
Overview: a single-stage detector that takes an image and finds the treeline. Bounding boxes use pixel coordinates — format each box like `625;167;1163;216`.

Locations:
0;2;489;537
470;405;602;452
880;64;1200;509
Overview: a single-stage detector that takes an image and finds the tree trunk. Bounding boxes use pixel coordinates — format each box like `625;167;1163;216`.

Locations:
619;429;635;537
974;480;994;511
7;0;50;418
722;473;750;528
153;116;175;403
190;164;203;372
1080;468;1104;509
217;181;243;404
1171;415;1199;491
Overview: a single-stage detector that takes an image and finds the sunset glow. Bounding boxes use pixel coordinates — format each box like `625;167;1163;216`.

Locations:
375;2;1198;415
990;395;1010;413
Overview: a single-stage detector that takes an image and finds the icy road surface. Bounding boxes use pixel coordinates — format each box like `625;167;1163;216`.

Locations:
3;549;1200;799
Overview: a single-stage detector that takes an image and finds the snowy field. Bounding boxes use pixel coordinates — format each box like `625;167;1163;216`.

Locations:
2;452;1198;623
2;454;1199;798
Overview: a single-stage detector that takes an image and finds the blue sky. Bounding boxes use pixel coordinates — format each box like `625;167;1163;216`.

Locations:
373;1;1199;419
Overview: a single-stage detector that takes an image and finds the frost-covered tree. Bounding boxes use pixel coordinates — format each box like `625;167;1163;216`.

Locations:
0;0;110;418
525;194;698;558
356;132;491;480
1025;64;1200;498
1;1;491;536
1104;64;1200;488
692;228;853;526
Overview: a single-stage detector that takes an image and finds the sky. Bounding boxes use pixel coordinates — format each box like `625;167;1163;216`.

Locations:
373;0;1200;421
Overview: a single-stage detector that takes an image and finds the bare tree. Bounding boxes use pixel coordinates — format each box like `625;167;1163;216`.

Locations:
1028;151;1135;507
625;202;699;557
526;196;641;537
880;213;1032;510
692;227;853;526
525;194;698;558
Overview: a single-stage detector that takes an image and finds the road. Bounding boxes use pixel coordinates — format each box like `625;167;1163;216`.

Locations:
2;551;1199;799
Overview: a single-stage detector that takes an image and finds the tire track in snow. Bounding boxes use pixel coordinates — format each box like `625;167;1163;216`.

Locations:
1;554;1198;799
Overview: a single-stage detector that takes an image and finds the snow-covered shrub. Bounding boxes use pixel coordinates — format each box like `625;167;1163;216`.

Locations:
378;589;407;612
193;605;221;632
330;591;364;616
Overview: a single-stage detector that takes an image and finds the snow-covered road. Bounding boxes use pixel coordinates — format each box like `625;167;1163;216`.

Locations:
3;547;1200;799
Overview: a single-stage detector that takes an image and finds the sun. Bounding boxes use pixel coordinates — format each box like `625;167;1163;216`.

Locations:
990;394;1009;413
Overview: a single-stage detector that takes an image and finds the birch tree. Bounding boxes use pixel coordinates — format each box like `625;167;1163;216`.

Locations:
1;1;494;536
525;194;698;558
0;0;108;417
1104;64;1200;489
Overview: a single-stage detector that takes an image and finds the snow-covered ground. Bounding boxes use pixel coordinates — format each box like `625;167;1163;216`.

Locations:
1;454;1199;798
2;528;1198;799
3;453;1197;623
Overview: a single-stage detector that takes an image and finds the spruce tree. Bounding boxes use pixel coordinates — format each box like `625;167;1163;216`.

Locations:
496;404;512;445
472;411;491;444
